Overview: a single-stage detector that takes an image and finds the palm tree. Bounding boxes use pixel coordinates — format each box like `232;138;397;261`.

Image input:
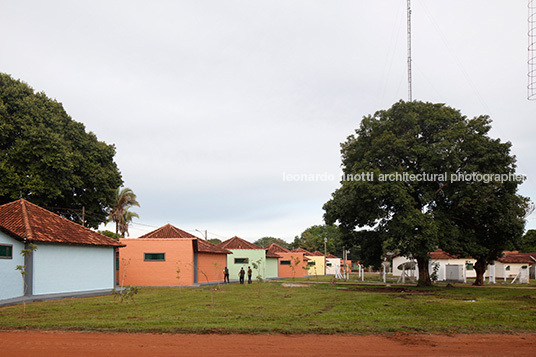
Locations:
108;187;140;238
118;209;139;237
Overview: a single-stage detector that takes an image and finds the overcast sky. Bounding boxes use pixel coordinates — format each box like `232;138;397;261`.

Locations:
1;1;535;242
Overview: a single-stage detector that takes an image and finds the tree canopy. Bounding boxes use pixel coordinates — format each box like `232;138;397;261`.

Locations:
253;237;290;249
324;101;528;286
0;73;123;228
290;225;349;258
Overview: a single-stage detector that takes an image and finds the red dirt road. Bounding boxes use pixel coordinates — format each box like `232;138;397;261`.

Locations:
1;331;535;356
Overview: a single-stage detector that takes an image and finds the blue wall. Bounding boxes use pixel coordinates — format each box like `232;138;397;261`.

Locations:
33;244;114;295
0;232;25;300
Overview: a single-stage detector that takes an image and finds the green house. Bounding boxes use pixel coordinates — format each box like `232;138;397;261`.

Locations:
218;236;269;281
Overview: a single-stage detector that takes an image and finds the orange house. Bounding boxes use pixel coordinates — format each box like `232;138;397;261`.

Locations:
119;224;230;286
265;244;309;278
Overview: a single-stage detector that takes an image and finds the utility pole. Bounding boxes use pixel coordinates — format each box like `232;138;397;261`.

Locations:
407;0;413;101
324;237;327;275
81;206;85;227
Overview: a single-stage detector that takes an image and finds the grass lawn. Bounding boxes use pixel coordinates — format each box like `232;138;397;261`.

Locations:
0;280;535;334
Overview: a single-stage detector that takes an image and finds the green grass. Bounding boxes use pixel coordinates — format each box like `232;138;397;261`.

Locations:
0;280;535;334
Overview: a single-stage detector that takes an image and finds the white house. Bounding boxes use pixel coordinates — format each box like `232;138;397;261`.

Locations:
392;250;477;282
326;254;341;275
0;199;124;305
493;251;536;280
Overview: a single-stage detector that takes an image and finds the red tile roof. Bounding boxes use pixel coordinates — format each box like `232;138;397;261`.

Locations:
0;199;123;247
266;243;290;254
139;224;230;254
326;254;339;259
139;224;197;238
311;251;325;257
291;248;313;255
218;236;264;250
195;238;231;255
498;252;536;264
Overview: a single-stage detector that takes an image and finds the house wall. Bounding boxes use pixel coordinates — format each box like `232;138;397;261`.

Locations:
277;253;308;278
119;238;195;286
306;256;325;276
32;243;114;295
197;253;227;283
226;249;266;280
429;258;477;280
265;257;279;279
326;258;340;275
493;262;531;279
0;233;25;300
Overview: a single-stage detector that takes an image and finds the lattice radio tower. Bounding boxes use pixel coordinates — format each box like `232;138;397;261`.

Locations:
529;0;536;100
407;0;413;102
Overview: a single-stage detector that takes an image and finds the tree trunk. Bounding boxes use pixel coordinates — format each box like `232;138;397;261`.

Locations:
416;255;432;287
473;257;487;286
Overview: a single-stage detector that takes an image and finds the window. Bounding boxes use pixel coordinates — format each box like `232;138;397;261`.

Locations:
144;253;165;261
466;263;474;271
0;244;12;259
327;263;332;267
307;261;315;266
506;265;511;271
280;260;291;265
234;258;249;264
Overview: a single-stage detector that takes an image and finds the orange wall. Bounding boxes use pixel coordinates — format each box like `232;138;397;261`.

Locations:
278;252;308;278
118;239;195;286
198;253;228;283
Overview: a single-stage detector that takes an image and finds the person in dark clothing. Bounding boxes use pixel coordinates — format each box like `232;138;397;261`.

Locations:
239;267;245;284
223;267;230;283
247;266;252;284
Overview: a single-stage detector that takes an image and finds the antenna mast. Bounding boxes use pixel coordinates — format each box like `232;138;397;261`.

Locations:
407;0;413;102
529;0;536;100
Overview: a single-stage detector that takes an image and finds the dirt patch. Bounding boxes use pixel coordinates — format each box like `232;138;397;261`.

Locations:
1;331;535;356
281;283;309;288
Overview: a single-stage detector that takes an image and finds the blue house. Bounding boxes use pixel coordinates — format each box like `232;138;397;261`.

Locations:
0;199;123;305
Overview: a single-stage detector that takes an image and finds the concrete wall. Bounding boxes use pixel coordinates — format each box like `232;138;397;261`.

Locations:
33;243;114;295
265;257;279;279
326;258;340;275
119;238;195;286
277;253;308;278
306;256;325;276
226;249;266;280
493;262;531;279
0;233;25;300
197;253;228;283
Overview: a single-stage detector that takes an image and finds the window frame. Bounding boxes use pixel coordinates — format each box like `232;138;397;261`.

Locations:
0;244;13;259
144;253;166;261
234;258;249;264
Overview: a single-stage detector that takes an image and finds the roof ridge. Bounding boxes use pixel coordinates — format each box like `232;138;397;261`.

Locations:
20;199;34;241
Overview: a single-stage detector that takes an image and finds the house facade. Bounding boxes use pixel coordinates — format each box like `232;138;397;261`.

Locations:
266;243;308;278
218;236;267;280
119;224;230;285
0;199;123;304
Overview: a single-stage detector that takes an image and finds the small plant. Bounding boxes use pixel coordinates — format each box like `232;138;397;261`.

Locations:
290;256;301;280
15;243;37;318
251;258;264;297
198;269;216;306
431;263;440;283
113;286;140;316
176;261;181;293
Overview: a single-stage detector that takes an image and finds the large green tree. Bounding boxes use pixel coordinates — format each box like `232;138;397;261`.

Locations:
253;237;290;249
324;101;527;286
0;73;122;227
290;225;348;258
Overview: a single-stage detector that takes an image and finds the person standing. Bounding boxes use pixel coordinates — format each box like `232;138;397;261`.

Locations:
239;267;245;284
224;267;230;283
247;266;252;284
